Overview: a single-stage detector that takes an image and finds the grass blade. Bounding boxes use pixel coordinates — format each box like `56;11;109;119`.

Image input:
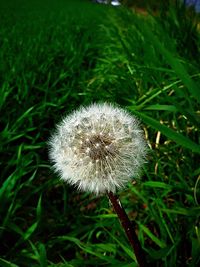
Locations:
130;110;200;154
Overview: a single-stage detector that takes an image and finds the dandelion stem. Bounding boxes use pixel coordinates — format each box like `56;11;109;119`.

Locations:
107;191;148;267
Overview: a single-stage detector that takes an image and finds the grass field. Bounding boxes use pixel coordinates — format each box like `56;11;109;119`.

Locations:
0;0;200;266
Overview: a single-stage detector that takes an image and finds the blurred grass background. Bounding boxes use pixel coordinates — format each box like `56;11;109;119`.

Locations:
0;0;200;266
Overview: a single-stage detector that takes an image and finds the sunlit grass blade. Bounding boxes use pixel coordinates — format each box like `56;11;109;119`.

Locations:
139;20;200;104
130;109;200;154
38;243;47;267
139;223;166;248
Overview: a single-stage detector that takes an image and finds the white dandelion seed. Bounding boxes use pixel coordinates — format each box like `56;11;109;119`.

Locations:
49;103;148;195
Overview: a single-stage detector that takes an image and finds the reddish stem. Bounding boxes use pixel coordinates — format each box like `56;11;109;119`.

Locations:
107;191;148;267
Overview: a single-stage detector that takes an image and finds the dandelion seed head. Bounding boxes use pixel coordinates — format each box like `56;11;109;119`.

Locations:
49;103;148;195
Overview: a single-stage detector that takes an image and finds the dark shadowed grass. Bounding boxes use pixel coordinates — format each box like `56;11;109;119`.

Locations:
0;0;200;266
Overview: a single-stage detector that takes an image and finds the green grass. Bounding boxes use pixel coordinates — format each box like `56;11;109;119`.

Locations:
0;0;200;266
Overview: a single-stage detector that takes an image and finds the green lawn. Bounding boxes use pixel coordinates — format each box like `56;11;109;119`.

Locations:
0;0;200;266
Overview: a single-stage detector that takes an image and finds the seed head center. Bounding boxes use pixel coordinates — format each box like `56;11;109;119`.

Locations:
81;133;114;161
